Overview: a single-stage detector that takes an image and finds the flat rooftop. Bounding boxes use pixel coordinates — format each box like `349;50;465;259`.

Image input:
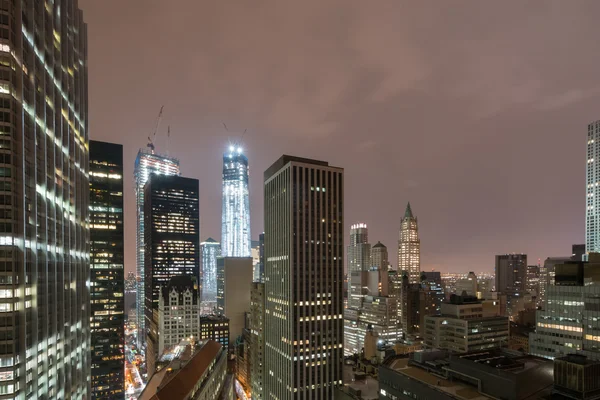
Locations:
388;358;493;400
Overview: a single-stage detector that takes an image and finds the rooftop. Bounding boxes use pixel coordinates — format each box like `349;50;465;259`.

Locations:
387;357;492;400
139;340;223;400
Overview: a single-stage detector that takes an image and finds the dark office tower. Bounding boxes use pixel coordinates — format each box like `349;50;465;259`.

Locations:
495;254;527;294
89;141;125;399
263;155;344;399
134;150;180;347
0;1;90;398
144;175;200;368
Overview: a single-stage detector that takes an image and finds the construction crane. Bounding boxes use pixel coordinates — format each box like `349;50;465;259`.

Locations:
147;105;164;154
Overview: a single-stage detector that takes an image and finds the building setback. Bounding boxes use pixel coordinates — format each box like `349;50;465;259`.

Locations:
263;155;344;399
0;1;90;398
144;175;200;368
89;141;125;399
134;149;180;346
221;145;251;257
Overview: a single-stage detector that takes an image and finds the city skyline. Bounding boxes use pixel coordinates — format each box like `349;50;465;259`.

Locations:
80;1;591;274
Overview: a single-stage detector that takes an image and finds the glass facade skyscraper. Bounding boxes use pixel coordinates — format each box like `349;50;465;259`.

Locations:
0;1;89;398
201;237;221;302
89;141;125;399
221;146;251;257
144;175;200;371
134;149;180;346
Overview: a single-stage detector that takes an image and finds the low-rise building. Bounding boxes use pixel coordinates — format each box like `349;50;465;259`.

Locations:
554;354;600;400
379;348;553;400
424;294;508;353
200;315;230;349
139;339;234;400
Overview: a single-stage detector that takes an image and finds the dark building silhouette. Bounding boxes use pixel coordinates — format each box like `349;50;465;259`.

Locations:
144;175;200;367
90;141;125;399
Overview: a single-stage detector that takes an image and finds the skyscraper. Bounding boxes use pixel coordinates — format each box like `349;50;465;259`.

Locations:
201;237;221;303
398;202;420;284
144;175;200;369
495;254;528;318
134;149;180;346
221;146;251;257
263;155;344;399
587;121;600;253
371;241;389;270
0;2;89;398
347;223;371;309
89;141;125;399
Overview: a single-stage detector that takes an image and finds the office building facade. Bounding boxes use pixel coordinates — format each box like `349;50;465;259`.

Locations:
263;155;344;399
200;237;221;303
250;282;265;400
221;146;251;257
134;149;180;345
200;315;230;348
144;175;200;366
398;203;420;284
89;141;125;399
0;1;91;398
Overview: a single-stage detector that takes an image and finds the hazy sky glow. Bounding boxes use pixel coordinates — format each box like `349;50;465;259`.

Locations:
80;0;596;274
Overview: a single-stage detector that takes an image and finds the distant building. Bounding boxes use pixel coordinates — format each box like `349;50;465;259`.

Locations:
530;254;600;361
200;238;221;303
455;271;477;297
216;257;253;344
139;340;233;400
149;275;201;374
525;264;540;299
347;223;371;309
495;254;528;317
221;146;251;257
424;294;508;353
144;175;200;367
398;203;420;284
251;239;261;282
263;155;344;398
200;315;230;348
371;241;389;270
89;140;125;398
134;149;180;346
379;349;554;400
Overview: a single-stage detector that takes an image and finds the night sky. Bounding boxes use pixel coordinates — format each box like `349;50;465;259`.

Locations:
79;1;595;274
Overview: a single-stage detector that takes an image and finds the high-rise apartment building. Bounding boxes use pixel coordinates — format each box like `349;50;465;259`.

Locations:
0;1;90;398
89;141;125;399
144;175;200;367
347;223;371;309
134;149;180;345
200;237;221;303
263;155;344;399
221;146;251;257
398;203;420;284
587;120;600;253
